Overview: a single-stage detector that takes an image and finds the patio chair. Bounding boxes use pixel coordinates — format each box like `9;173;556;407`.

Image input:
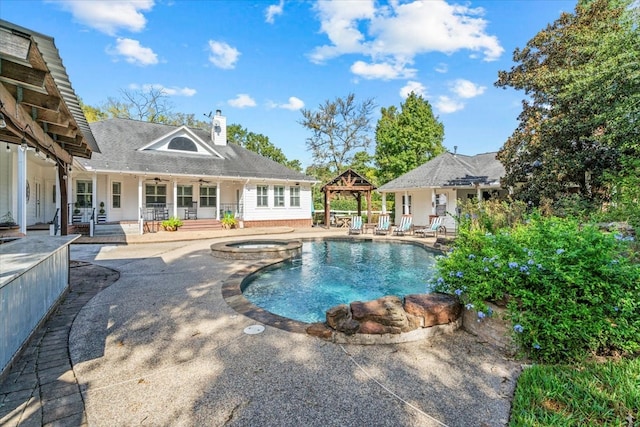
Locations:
392;214;413;236
415;216;445;238
374;214;391;235
348;215;363;235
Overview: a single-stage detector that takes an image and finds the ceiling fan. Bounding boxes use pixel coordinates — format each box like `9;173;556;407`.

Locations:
152;177;169;183
193;178;212;184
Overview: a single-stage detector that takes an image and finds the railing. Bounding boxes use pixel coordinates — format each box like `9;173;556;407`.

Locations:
68;204;93;223
219;203;244;219
313;210;389;226
50;208;59;235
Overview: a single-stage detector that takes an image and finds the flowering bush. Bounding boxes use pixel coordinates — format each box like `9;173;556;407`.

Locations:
432;211;640;363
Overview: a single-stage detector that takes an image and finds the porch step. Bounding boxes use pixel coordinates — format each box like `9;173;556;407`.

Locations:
94;223;139;236
178;219;223;231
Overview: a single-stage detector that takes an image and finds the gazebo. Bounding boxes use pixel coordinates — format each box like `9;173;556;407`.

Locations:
321;169;376;228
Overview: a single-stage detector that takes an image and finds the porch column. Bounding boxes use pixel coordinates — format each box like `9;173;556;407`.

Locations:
216;182;221;220
92;173;97;223
381;193;387;214
17;144;27;235
172;180;178;218
476;184;482;205
66;167;73;225
55;165;61;225
138;177;143;234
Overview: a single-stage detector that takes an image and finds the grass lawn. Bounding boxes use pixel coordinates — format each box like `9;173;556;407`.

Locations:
509;357;640;426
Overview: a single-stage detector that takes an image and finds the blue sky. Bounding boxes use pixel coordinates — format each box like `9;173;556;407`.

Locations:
2;0;576;168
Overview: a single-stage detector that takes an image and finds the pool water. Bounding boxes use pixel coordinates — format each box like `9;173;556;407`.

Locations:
242;240;437;323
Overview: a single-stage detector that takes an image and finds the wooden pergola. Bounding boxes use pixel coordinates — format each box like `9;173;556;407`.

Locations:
0;20;98;235
321;169;376;228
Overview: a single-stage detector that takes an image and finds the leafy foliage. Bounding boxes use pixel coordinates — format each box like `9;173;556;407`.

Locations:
161;216;183;230
375;92;445;185
221;212;238;229
299;93;375;175
227;124;302;171
496;0;640;206
433;205;640;363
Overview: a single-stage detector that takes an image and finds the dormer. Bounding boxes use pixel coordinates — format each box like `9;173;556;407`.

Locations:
138;125;223;158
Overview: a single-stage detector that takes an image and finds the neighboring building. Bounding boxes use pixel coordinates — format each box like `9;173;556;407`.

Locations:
71;113;317;229
377;151;507;232
0;19;98;236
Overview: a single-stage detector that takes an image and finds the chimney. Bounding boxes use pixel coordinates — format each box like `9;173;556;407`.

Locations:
211;109;227;146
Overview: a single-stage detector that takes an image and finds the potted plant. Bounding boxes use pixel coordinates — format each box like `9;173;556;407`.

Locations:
221;212;238;229
0;211;18;230
73;202;80;215
97;202;107;223
161;216;183;231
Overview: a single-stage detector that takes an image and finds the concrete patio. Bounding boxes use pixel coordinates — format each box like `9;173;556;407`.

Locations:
1;227;523;426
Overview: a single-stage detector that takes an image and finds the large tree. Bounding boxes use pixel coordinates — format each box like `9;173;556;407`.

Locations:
299;93;376;175
374;92;445;184
227;124;302;171
496;0;639;205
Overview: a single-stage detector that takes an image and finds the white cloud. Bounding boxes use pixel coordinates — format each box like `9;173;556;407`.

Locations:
451;79;486;98
131;83;196;97
265;0;284;24
350;60;416;80
435;96;464;114
274;96;305;111
435;63;448;73
208;40;240;69
228;94;256;108
400;81;426;98
52;0;154;35
108;38;158;66
309;0;503;80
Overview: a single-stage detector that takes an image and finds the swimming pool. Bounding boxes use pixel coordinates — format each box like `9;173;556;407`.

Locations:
242;240;437;323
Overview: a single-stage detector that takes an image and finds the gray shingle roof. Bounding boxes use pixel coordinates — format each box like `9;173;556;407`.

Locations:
378;151;504;191
81;118;315;182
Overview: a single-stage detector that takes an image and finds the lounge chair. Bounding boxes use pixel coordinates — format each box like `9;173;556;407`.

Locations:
415;216;445;238
374;214;391;235
392;214;412;236
348;215;363;235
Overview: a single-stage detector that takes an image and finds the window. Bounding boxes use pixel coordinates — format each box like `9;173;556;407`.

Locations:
290;186;300;207
435;193;447;216
168;137;197;152
145;184;166;205
112;182;121;208
402;194;412;215
76;181;92;208
274;186;285;207
257;185;268;207
200;186;217;207
177;185;193;208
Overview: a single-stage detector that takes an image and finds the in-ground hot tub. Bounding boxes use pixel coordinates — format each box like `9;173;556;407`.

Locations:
210;240;302;260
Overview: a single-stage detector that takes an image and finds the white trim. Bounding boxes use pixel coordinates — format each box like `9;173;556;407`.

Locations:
137;126;224;158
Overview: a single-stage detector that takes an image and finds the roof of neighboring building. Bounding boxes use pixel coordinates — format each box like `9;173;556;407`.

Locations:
378;151;505;192
0;20;99;157
81;118;316;182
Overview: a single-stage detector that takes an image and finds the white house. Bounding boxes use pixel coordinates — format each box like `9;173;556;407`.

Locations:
378;151;508;232
70;113;317;230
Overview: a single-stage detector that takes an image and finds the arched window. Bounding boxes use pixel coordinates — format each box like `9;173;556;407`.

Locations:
168;137;197;152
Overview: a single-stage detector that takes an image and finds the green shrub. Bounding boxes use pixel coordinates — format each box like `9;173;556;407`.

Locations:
221;212;237;229
161;216;183;230
432;211;640;363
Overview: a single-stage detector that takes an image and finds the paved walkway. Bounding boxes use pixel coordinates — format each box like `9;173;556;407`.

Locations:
1;228;522;427
0;262;119;426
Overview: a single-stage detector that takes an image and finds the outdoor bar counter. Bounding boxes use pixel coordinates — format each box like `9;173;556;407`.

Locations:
0;235;79;378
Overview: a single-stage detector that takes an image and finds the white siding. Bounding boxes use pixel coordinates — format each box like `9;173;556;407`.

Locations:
243;183;312;221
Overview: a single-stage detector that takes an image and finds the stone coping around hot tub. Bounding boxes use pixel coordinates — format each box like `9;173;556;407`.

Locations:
211;239;303;260
220;237;449;343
